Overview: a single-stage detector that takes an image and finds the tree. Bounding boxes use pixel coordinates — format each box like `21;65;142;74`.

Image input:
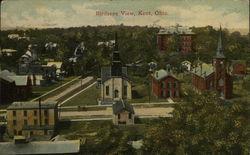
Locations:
167;33;181;53
143;89;250;154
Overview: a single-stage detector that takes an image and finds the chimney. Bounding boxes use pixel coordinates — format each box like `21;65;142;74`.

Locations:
38;98;42;127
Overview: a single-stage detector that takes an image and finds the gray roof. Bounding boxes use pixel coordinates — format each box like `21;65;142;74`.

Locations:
7;101;58;110
153;69;179;81
191;63;214;78
23;125;54;131
8;76;28;86
101;66;128;83
158;26;194;35
113;100;134;114
0;140;80;154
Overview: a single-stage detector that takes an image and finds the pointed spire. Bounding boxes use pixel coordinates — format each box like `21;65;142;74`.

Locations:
216;25;225;58
114;32;118;51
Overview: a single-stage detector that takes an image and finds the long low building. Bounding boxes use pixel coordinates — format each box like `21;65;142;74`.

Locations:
0;138;80;154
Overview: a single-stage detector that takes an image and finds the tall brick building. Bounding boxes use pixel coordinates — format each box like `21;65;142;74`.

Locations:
157;25;196;54
191;27;232;99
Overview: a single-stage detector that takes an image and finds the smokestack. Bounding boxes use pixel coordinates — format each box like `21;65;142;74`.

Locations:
39;98;42;126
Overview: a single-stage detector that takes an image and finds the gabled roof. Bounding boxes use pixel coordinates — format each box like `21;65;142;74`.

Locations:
101;66;128;83
7;101;58;110
112;100;134;114
153;69;179;81
8;76;28;86
191;63;214;78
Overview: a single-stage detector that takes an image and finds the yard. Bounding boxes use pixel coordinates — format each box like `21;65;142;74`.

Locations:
61;84;99;106
57;120;150;154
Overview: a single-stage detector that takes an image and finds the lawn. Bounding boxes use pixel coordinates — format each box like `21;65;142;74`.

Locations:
62;84;99;106
29;76;79;100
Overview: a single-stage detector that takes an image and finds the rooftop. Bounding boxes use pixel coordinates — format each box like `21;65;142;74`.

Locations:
112;100;135;114
0;140;80;154
7;101;58;110
158;26;194;35
191;63;214;78
153;69;178;81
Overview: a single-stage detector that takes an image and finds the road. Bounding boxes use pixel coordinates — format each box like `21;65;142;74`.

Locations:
45;76;93;101
60;106;174;119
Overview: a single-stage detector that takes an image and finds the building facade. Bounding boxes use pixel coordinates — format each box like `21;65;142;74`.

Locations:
191;27;232;99
0;70;32;104
100;33;132;104
7;101;58;137
157;25;196;54
152;66;181;99
112;100;135;125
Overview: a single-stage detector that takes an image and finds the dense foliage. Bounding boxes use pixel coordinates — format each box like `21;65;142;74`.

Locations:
143;89;250;154
0;25;249;76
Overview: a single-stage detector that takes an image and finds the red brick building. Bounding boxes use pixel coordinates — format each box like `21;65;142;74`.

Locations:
232;63;247;75
152;67;180;99
191;27;232;99
157;25;196;54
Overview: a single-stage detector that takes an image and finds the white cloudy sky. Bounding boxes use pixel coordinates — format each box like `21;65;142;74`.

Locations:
1;0;249;29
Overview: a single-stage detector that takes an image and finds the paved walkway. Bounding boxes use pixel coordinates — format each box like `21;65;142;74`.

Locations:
45;76;93;101
60;106;174;119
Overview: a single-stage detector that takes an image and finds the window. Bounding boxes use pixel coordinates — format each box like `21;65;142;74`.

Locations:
14;129;17;135
34;110;37;116
219;78;224;86
24;111;27;117
105;86;109;96
167;91;171;97
13;120;17;126
45;119;49;125
13;111;16;117
24;120;28;126
175;91;179;97
118;114;120;119
34;119;37;125
161;81;166;88
114;90;119;98
44;110;48;117
124;86;127;97
129;113;132;119
173;82;177;88
167;82;171;88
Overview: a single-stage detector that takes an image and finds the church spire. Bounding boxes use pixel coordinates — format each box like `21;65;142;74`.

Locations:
111;32;122;76
216;25;225;58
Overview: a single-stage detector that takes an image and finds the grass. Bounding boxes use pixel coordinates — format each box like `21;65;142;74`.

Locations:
29;76;78;100
62;84;99;106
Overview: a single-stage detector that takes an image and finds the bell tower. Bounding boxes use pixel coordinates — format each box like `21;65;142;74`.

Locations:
214;26;227;98
111;32;122;76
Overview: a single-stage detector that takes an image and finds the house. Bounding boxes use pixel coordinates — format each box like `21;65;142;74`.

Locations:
152;65;181;99
0;49;17;56
47;62;63;76
191;26;232;99
6;101;59;138
100;33;132;104
112;100;135;125
181;60;192;71
0;138;80;154
0;70;32;104
231;61;247;75
157;24;196;54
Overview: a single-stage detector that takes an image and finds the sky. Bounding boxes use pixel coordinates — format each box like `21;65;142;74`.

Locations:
1;0;249;30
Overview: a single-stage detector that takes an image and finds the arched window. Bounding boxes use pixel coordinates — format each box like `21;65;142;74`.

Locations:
219;78;224;86
114;90;119;98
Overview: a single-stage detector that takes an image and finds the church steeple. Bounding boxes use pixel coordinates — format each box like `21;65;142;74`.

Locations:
216;26;225;58
111;32;122;76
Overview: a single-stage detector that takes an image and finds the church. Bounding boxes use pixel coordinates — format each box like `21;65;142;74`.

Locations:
191;27;232;99
100;33;132;104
